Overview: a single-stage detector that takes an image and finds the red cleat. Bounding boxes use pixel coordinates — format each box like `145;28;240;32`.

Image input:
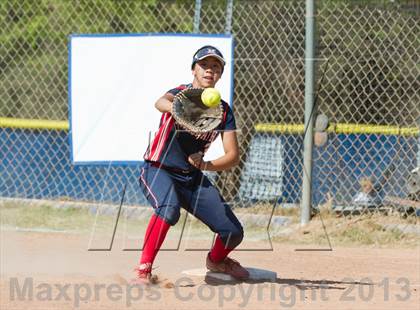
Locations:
131;263;157;285
206;254;250;280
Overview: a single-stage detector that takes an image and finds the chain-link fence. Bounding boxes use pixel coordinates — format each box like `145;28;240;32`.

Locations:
1;0;419;218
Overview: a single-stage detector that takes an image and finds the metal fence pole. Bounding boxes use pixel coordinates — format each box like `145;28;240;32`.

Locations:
193;0;202;33
225;0;234;34
301;0;316;225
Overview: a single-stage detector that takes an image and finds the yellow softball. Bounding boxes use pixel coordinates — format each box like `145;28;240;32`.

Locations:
201;88;221;108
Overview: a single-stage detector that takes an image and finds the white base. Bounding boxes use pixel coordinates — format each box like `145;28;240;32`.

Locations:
182;267;277;282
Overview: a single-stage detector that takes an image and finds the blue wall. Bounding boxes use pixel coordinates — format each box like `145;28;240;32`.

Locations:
1;128;147;205
1;128;418;206
238;133;418;205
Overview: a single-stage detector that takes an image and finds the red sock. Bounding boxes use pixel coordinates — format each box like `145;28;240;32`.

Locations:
209;235;233;263
140;214;170;265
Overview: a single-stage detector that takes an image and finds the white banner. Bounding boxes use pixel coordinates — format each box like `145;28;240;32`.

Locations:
69;34;234;164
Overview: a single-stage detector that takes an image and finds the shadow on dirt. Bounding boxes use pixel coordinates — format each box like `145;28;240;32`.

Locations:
204;276;373;290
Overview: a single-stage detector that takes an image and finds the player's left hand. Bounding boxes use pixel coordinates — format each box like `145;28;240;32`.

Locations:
188;152;205;169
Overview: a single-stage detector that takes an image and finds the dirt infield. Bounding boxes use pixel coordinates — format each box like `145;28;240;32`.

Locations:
1;230;419;310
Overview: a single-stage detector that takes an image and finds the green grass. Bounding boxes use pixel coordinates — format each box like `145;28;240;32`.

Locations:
233;202;300;217
0;201;235;237
235;200;420;247
0;201;96;231
1;200;418;247
272;211;420;248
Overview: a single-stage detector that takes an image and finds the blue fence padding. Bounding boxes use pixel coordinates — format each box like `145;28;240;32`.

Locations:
238;132;418;205
1;128;418;206
312;134;418;205
1;128;147;205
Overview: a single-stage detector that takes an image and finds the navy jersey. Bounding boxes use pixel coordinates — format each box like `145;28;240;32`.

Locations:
144;84;236;170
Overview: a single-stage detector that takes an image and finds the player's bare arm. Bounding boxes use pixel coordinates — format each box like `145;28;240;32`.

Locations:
188;130;240;171
154;92;174;113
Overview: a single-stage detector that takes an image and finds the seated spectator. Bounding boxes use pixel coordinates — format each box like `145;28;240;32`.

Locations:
352;177;381;207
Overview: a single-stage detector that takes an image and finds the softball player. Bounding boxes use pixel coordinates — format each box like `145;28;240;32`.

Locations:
134;46;249;283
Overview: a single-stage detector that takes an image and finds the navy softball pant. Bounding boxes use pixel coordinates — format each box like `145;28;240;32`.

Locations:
139;162;244;249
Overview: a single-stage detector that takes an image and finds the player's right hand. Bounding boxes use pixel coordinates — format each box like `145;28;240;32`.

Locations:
188;151;204;169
